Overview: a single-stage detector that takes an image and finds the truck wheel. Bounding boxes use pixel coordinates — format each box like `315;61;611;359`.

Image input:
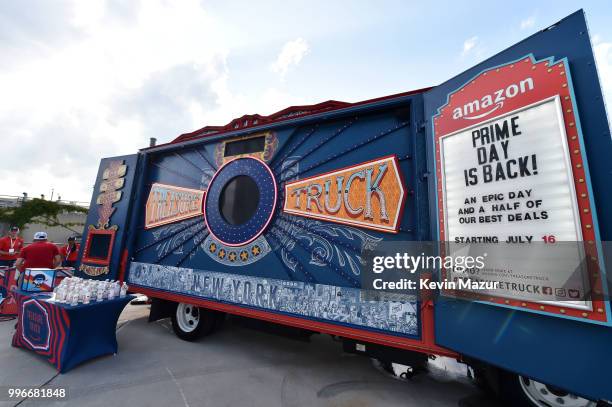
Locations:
171;303;216;341
500;370;596;407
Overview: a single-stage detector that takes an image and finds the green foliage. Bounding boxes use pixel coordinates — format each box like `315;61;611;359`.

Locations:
0;199;88;231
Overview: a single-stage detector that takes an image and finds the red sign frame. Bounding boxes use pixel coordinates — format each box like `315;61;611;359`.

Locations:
81;229;116;266
432;55;608;324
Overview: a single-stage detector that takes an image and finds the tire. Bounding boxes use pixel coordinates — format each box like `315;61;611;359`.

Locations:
171;303;218;341
498;369;596;407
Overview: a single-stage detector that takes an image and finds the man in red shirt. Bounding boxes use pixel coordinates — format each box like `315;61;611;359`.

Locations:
15;232;62;280
59;236;80;268
0;226;24;267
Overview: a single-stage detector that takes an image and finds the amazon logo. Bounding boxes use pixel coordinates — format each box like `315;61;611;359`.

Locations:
453;77;534;120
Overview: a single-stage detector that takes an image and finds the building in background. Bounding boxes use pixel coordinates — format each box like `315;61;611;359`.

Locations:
0;195;88;244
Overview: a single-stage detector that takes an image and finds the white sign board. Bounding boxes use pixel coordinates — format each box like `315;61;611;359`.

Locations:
439;96;591;309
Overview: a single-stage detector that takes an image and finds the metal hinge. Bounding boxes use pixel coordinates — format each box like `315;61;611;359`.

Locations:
416;120;428;132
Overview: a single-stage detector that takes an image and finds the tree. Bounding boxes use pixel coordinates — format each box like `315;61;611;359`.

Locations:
0;199;88;233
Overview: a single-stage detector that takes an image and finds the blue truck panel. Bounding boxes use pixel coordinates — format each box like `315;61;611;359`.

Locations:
78;154;139;280
118;99;428;342
424;10;612;400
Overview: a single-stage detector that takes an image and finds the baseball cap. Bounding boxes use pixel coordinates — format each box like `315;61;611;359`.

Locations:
33;231;48;240
10;226;19;232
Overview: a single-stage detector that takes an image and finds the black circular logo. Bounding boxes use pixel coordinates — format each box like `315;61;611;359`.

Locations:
219;175;260;225
204;157;276;246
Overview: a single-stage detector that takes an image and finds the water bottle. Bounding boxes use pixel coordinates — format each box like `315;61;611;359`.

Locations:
120;282;128;297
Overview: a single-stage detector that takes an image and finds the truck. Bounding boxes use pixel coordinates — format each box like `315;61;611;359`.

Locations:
77;10;611;407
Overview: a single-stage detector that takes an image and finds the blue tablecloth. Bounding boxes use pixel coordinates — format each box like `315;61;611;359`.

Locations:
12;290;134;373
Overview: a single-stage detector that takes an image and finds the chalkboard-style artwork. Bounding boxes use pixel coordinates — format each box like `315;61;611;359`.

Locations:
81;229;116;267
90;234;112;259
224;135;266;157
214;132;278;166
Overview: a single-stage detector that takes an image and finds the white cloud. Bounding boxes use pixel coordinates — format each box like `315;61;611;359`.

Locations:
462;36;479;56
520;15;536;30
270;38;309;79
0;0;232;201
593;36;612;125
0;1;308;202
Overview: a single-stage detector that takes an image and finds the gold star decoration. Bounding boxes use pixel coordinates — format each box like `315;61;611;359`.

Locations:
240;251;249;261
209;243;217;253
228;252;237;262
218;249;226;259
251;245;260;256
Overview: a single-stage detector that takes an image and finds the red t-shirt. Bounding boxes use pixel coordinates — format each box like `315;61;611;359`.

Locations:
18;241;60;269
0;236;24;261
60;243;80;261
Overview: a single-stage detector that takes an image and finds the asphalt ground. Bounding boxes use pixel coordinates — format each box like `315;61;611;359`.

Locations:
0;304;502;407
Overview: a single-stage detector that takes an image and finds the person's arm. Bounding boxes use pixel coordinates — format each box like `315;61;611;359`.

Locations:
53;254;62;268
14;257;25;283
13;245;27;282
59;246;66;261
51;245;62;268
15;244;26;270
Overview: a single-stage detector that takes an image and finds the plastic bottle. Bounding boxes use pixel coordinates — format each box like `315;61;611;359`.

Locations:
108;286;116;300
113;281;121;297
120;282;128;297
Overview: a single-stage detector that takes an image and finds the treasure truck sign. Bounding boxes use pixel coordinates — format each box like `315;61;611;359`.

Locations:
145;183;206;229
283;155;406;233
433;55;608;323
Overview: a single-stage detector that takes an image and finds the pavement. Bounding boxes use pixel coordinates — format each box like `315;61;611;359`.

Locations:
0;304;502;407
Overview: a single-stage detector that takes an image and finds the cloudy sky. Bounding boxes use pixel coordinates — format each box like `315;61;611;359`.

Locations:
1;0;611;202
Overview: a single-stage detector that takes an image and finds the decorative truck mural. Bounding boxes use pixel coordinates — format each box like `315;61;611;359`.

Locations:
76;11;612;406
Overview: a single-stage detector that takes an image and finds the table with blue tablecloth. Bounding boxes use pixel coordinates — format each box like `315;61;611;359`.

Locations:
12;290;134;373
1;268;74;317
